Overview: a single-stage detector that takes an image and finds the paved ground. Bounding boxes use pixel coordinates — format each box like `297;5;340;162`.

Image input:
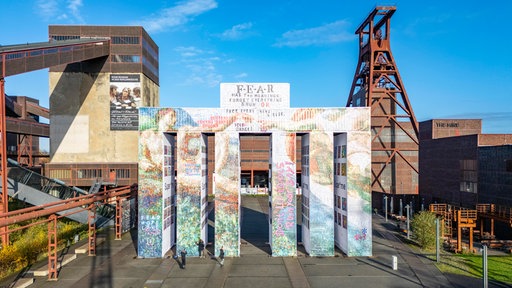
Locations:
2;196;510;288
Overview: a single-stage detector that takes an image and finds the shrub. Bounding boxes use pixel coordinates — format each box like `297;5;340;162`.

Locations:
0;220;87;280
411;211;439;250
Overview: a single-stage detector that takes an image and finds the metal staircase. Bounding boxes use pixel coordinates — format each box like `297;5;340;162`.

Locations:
4;159;114;225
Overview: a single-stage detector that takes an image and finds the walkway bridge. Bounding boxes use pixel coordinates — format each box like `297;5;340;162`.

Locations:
0;37;112;244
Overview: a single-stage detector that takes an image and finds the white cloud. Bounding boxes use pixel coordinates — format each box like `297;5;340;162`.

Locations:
218;22;253;40
35;0;84;23
136;0;218;34
67;0;84;23
274;20;354;47
234;73;248;79
174;46;222;87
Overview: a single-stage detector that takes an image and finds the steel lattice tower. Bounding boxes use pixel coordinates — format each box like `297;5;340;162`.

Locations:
347;6;419;205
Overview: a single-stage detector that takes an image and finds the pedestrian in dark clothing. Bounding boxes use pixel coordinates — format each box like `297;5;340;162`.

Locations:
180;249;187;268
219;246;225;267
196;238;206;258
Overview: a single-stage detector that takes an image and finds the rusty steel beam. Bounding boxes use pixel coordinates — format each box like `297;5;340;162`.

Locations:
116;198;122;240
26;101;49;119
0;185;134;228
88;204;96;256
0;56;8;245
48;214;58;280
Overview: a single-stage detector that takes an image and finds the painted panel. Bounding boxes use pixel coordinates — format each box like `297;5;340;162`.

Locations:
271;132;297;256
176;130;203;256
137;129;163;258
346;131;372;256
138;107;369;133
162;134;175;253
308;131;334;256
214;132;241;256
301;134;311;253
334;133;348;253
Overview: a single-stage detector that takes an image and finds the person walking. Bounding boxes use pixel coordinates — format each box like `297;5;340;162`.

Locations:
196;238;206;258
219;246;225;267
180;249;187;268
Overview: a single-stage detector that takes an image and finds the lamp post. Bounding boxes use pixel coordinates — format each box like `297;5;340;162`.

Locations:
436;218;440;263
405;204;410;239
483;244;488;288
384;195;388;222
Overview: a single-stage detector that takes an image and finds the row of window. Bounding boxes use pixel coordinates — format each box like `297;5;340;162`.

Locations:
49;168;130;179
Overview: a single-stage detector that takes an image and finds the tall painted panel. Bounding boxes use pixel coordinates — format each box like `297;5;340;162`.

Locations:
176;131;205;256
138;129;164;258
307;131;334;256
214;132;241;256
334;133;348;252
200;134;208;245
346;131;372;256
301;134;311;254
270;132;297;257
162;134;176;253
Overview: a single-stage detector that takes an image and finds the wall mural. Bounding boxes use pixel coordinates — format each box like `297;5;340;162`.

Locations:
271;132;297;256
138;107;371;258
308;131;335;256
214;132;240;257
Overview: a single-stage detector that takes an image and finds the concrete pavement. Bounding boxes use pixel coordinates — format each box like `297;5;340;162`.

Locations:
2;196;508;288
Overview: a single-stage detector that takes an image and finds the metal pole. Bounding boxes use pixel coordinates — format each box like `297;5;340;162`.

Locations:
384;195;388;222
399;198;403;217
405;204;410;239
483;245;488;288
436;218;440;263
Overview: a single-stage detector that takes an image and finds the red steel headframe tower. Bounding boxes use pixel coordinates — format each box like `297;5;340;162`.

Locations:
347;6;419;207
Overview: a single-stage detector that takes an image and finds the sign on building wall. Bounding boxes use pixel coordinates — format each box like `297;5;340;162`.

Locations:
220;83;290;109
110;74;141;130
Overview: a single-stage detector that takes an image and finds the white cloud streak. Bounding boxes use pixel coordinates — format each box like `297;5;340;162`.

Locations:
218;22;253;40
67;0;84;23
274;20;355;47
174;46;222;87
136;0;218;34
36;0;84;23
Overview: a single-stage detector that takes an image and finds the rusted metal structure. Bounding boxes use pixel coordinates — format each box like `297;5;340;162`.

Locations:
347;6;419;209
0;38;110;246
0;184;136;280
430;204;485;253
477;204;512;237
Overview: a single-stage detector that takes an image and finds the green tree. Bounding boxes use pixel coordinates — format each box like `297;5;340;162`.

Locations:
411;211;438;250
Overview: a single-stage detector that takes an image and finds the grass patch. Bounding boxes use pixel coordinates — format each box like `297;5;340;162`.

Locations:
397;226;512;285
434;254;512;284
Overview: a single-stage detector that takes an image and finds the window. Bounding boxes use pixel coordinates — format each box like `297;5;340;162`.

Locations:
50;35;80;41
112;54;141;63
111;36;140;45
460;160;477;193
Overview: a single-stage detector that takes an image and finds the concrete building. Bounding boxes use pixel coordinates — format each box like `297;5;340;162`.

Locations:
44;25;159;187
419;119;512;208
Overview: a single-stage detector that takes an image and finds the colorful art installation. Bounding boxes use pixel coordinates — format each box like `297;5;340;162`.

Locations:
138;105;371;258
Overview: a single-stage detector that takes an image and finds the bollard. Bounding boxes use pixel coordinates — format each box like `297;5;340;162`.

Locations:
392;255;398;270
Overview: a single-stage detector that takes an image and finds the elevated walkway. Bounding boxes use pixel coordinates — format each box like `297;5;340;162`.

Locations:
4;159;113;226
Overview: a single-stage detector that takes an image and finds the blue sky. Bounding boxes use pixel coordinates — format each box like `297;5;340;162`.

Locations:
2;0;512;133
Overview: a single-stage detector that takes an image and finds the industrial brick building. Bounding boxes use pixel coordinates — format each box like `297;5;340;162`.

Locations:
44;25;159;187
419;119;512;208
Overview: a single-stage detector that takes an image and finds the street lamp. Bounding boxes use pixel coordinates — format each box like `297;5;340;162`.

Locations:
384;195;388;222
405;204;410;239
